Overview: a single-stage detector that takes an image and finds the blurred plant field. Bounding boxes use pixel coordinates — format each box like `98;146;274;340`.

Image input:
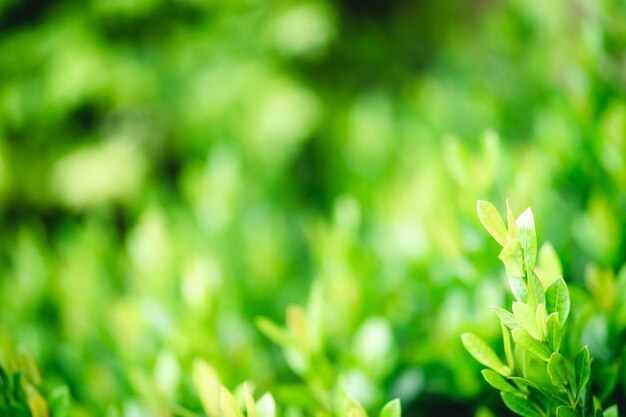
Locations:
0;0;625;416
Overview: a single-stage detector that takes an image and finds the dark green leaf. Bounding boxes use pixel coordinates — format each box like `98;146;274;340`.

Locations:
557;407;580;417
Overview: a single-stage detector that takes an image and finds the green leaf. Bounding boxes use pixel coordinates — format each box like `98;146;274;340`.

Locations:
575;346;590;402
516;207;537;275
603;405;618;417
344;397;368;417
535;304;548;341
221;387;245;417
512;328;551;362
500;240;525;278
255;393;276;417
501;392;543;417
502;323;515;372
506;200;518;242
481;369;517;393
256;317;295;348
513;302;540;340
477;201;508;246
557;407;580;417
491;307;520;329
192;359;221;417
536;243;562;288
244;383;257;417
379;398;401;417
509;277;529;302
547;353;570;386
546;277;570;325
527;272;546;310
461;333;510;376
546;313;562;353
49;386;71;417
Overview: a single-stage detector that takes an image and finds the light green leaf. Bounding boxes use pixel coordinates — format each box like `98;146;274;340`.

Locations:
536;304;548;341
506;200;518;242
547;353;570;386
344;397;368;417
501;392;543;417
49;386;71;417
256;393;276;417
546;277;570;325
546;313;562;353
509;277;529;302
477;201;507;246
527;272;546;310
461;333;510;376
379;398;401;417
556;406;580;417
502;323;515;372
481;369;517;393
192;359;221;417
221;387;245;417
575;346;590;402
603;405;618;417
491;307;520;329
244;383;257;417
500;240;525;278
256;317;295;348
512;328;551;362
516;207;537;275
24;384;48;417
537;243;562;288
513;302;540;340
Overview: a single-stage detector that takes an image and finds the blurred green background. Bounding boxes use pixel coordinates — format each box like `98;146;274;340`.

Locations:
0;0;625;416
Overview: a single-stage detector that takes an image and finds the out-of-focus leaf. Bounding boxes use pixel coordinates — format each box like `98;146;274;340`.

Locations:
556;406;580;417
192;359;221;417
537;243;562;288
379;398;401;417
256;393;276;417
48;386;71;417
221;387;244;417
